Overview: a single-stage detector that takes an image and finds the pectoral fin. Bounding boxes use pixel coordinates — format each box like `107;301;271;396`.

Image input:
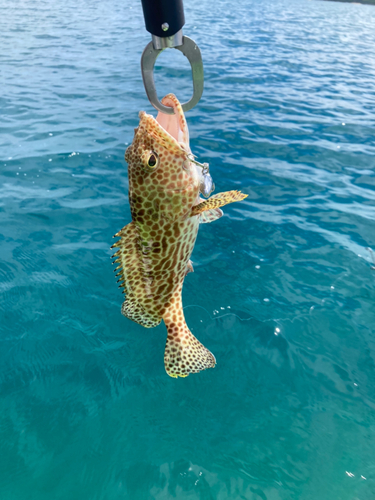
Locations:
191;190;247;217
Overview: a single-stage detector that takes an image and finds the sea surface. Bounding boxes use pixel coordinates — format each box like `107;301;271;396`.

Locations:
1;0;375;498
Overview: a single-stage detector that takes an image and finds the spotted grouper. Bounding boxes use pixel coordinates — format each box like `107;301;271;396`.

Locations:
112;94;247;378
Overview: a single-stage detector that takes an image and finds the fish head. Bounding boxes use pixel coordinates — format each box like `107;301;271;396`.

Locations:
125;94;201;220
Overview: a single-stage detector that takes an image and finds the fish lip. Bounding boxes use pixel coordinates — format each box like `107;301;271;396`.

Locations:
139;95;190;154
140;113;187;154
155;95;190;151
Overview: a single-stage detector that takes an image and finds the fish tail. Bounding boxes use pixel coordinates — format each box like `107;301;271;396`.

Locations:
163;316;216;378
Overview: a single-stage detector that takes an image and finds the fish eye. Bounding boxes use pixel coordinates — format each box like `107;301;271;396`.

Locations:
148;153;158;168
141;150;160;172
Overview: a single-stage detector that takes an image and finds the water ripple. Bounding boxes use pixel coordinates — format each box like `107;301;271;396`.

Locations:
1;0;375;498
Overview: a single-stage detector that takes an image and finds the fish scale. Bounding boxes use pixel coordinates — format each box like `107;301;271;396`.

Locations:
112;94;247;378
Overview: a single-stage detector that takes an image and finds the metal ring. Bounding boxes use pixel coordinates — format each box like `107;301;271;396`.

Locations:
141;36;204;115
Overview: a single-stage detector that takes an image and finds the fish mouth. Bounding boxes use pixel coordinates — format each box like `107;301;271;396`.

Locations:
155;94;190;153
138;94;191;156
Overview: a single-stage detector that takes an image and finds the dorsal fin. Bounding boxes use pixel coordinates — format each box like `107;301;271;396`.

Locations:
112;222;162;328
111;222;139;296
122;296;161;328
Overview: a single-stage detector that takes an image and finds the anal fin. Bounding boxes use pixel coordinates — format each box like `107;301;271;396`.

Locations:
185;260;194;276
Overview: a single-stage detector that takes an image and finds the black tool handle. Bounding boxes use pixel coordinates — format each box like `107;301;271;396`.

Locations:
141;0;185;38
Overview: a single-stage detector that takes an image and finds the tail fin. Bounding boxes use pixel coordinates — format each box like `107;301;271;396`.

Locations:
164;318;216;378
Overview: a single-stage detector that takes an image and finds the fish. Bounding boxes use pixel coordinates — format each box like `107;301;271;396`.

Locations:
112;94;247;378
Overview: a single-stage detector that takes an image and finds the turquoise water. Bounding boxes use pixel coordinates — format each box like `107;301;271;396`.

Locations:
1;0;375;498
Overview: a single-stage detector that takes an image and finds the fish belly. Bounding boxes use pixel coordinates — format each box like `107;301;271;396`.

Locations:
138;215;199;316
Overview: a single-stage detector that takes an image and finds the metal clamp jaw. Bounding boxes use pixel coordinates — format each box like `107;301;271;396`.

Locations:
141;30;204;115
